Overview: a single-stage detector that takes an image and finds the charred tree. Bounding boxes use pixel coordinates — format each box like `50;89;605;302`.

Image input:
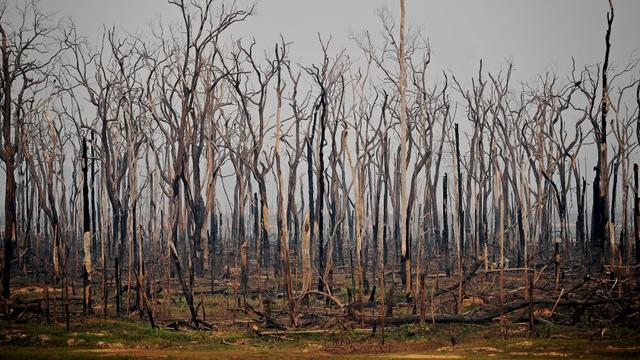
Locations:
82;138;92;313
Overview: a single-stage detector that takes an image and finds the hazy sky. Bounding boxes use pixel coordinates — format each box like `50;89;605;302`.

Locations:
39;0;640;85
1;0;639;215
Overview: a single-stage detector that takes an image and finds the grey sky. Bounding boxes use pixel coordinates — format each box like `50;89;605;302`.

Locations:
40;0;640;85
1;0;639;217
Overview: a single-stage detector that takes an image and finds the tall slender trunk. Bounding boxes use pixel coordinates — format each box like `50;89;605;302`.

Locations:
170;176;198;324
1;27;16;299
634;164;639;265
274;62;296;325
82;138;92;313
316;92;327;293
306;135;316;286
113;208;121;316
442;174;450;276
494;160;505;331
454;124;464;264
2;152;16;299
576;177;586;261
592;1;614;269
257;179;270;274
91;133;97;264
301;212;311;293
398;0;411;298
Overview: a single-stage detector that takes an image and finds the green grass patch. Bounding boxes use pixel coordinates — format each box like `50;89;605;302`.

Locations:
1;318;639;359
0;318;195;348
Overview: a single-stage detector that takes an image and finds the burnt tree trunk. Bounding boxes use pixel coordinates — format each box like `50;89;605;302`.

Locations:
315;91;327;293
591;167;606;269
634;164;639;265
454;124;464;266
82;138;92;313
443;173;450;277
576;178;586;260
591;2;614;269
1;30;16;298
306;134;316;288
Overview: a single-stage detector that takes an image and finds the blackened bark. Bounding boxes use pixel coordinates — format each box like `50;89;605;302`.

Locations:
517;209;525;268
306;135;315;283
315;92;327;293
91;133;97;261
591;167;605;268
611;161;619;265
169;241;198;325
373;167;382;283
2;153;15;299
591;1;614;269
443;173;450;276
252;192;259;263
383;136;390;265
257;180;270;271
1;26;16;298
634;164;639;265
454;124;464;262
82;138;92;313
210;203;218;273
576;178;586;259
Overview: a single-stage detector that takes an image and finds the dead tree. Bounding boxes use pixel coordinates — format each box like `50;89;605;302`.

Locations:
22;111;66;315
635;164;639;265
345;81;377;305
442;173;450;276
147;0;252;326
300;39;337;294
453;62;490;263
397;0;411;298
273;42;297;326
65;28;132;316
219;37;280;294
637;86;640;265
454;123;464;303
314;67;328;294
284;64;310;271
0;1;60;298
82;138;92;313
590;0;614;269
609;73;639;269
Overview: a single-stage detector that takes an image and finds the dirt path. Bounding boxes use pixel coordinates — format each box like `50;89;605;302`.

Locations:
63;343;640;360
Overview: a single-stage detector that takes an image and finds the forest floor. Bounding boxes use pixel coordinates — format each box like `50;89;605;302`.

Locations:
0;316;639;359
1;265;639;359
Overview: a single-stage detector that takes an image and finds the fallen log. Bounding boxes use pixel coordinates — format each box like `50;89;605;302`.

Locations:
165;318;216;331
258;328;374;336
360;297;633;326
